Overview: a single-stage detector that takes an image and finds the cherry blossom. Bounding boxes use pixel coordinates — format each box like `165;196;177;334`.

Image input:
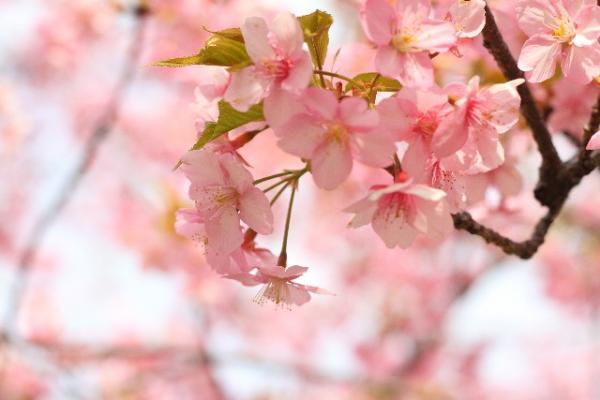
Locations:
346;177;452;248
253;265;327;307
273;87;396;190
181;149;273;254
436;76;524;173
516;0;600;83
378;86;453;178
224;12;312;112
361;0;456;87
447;0;487;39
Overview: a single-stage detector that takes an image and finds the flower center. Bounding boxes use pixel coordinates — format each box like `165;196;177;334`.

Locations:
392;31;417;53
259;58;292;79
552;16;575;43
415;112;438;139
211;186;238;205
254;278;289;307
326;122;348;144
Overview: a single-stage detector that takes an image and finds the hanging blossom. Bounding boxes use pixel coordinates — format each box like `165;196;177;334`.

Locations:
446;0;486;39
346;174;452;248
435;76;524;173
272;87;396;190
588;131;600;150
253;265;329;307
181;149;274;256
224;12;312;113
361;0;456;88
516;0;600;83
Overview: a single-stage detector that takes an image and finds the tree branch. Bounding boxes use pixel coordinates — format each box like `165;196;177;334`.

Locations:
448;4;600;259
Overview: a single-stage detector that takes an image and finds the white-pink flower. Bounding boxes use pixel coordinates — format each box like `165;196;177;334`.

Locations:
190;69;229;133
447;0;486;39
436;76;524;173
274;88;396;190
224;12;312;112
181;150;273;255
346;178;452;248
516;0;600;83
587;131;600;150
253;265;328;307
361;0;456;88
378;87;453;179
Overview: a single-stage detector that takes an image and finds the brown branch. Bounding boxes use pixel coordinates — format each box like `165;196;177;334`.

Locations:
447;4;600;259
481;4;562;190
1;9;148;336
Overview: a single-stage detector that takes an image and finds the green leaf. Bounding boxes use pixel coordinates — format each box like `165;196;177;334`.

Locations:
174;101;265;169
345;73;402;93
153;29;251;69
298;10;333;69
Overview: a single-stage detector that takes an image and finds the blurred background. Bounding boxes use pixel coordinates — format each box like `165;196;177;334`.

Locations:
0;0;599;399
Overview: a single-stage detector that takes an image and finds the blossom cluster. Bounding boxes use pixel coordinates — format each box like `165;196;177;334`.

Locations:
160;0;600;306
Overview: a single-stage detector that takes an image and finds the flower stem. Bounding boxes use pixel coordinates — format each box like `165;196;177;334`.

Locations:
313;70;360;88
277;180;298;267
254;170;295;185
270;180;291;205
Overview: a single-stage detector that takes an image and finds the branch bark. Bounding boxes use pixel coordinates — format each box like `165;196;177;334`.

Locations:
449;4;600;259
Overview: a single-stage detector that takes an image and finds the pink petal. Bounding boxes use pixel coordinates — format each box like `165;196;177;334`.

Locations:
474;127;505;171
280;52;312;92
302;87;339;121
287;284;312;305
486;79;524;133
403;183;447;202
181;150;225;186
361;0;396;45
345;197;377;228
220;154;254;193
377;96;418;141
241;17;275;62
432;106;469;158
396;52;434;88
516;0;556;36
311;140;353;190
372;202;419;248
402;138;431;181
239;187;274;234
351;130;396;168
375;46;404;79
276;114;324;158
263;87;303;129
587;131;600;150
572;6;600;46
414;21;456;52
561;43;600;84
224;67;267;111
450;0;486;38
493;165;523;197
205;206;243;254
414;198;453;242
339;97;379;131
271;12;305;57
517;35;561;83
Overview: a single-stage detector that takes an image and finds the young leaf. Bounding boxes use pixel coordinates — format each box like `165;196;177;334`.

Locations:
298;10;333;70
153;29;251;69
173;101;265;169
345;73;402;93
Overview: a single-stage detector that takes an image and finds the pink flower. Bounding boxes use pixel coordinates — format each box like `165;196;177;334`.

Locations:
223;12;312;112
346;178;452;248
253;265;327;307
548;78;600;137
516;0;600;83
436;77;524;173
378;86;453;179
190;69;228;133
274;88;396;190
361;0;456;87
181;150;273;254
587;130;600;150
447;0;486;39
